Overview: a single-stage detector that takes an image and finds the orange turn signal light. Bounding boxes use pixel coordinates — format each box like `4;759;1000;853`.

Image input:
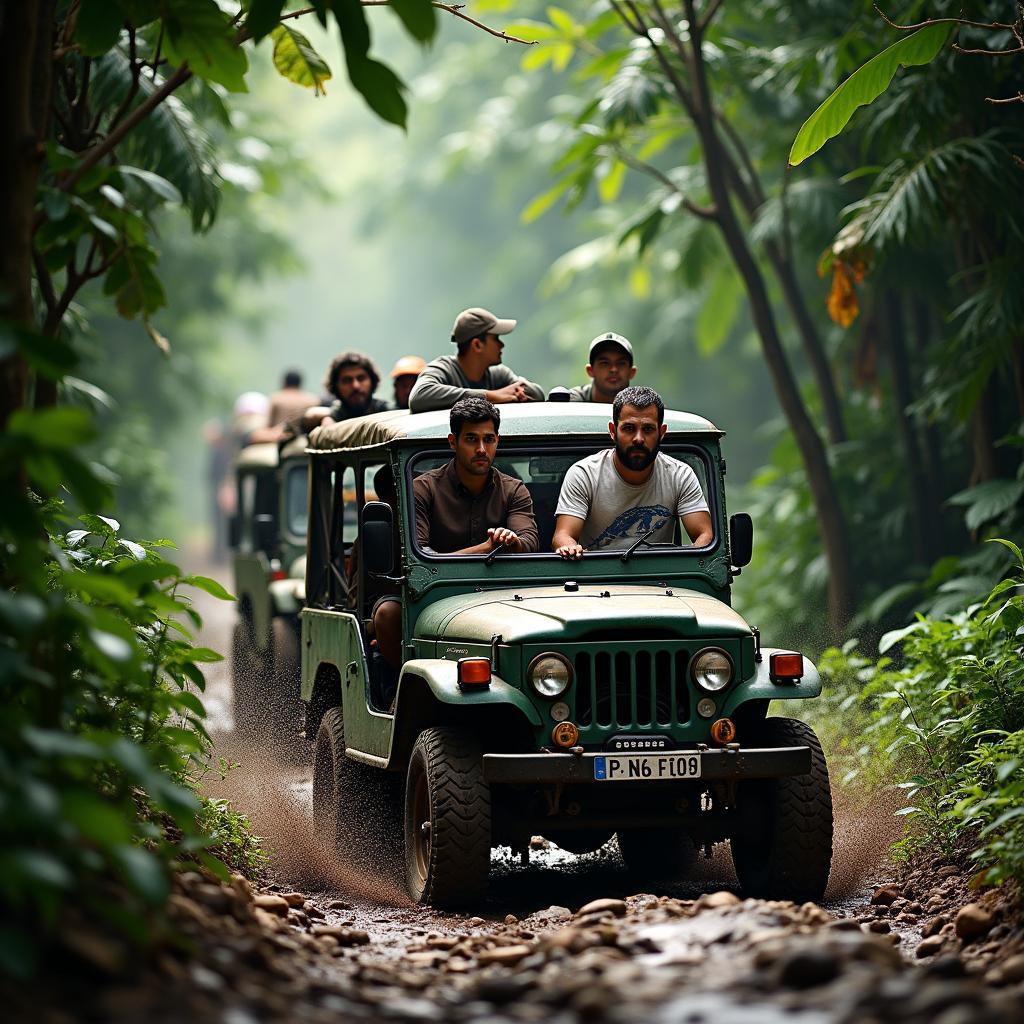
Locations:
457;657;491;688
551;721;580;748
770;652;803;683
710;718;736;745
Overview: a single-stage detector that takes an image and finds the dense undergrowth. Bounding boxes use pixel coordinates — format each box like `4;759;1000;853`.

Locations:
788;540;1024;886
0;391;263;980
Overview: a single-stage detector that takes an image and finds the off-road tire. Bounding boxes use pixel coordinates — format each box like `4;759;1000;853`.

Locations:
730;717;833;903
312;706;401;870
232;619;267;738
617;827;698;879
404;727;491;908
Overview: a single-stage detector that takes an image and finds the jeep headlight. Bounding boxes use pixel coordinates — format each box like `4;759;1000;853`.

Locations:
692;648;733;692
528;653;572;699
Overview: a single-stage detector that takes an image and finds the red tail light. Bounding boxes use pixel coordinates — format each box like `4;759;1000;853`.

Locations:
770;652;803;683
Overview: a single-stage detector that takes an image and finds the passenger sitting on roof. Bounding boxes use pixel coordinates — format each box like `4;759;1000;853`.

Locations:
566;332;637;403
552;386;713;560
408;307;544;413
321;351;390;426
414;397;539;555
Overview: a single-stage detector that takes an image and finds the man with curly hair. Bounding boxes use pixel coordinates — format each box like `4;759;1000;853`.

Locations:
322;351;390;424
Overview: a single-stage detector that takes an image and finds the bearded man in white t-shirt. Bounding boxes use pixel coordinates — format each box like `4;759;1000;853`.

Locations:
552;386;714;560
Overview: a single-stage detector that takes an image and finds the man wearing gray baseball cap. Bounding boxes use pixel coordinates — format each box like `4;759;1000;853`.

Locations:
408;306;544;413
568;331;637;403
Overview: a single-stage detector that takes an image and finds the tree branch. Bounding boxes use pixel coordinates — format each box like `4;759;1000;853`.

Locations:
58;63;193;194
613;144;718;219
699;0;724;33
874;4;1016;32
107;27;142;134
986;91;1024;103
953;43;1024;55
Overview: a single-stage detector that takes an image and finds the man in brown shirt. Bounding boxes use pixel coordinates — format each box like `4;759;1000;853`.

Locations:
414;397;538;555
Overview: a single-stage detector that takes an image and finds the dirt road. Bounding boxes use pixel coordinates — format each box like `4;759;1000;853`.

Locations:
178;562;1023;1024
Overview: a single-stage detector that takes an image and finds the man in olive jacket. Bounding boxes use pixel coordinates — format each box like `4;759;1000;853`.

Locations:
408;307;544;412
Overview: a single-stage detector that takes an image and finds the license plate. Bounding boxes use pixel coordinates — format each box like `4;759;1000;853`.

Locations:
594;753;702;782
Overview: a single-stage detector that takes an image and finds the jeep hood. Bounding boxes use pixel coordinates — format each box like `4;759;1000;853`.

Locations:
414;584;750;644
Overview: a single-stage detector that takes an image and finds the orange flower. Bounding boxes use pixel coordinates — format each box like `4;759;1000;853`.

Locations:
827;261;859;327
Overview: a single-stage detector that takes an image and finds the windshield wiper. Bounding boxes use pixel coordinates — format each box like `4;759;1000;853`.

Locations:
484;542;507;566
620;525;659;563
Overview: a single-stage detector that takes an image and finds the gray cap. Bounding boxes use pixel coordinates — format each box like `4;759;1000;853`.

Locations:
588;332;633;363
451;307;517;344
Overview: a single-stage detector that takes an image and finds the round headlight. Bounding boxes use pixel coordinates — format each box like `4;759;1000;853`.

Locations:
692;648;733;692
528;653;572;699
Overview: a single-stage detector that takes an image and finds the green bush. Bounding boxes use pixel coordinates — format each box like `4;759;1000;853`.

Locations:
0;386;255;978
812;540;1024;882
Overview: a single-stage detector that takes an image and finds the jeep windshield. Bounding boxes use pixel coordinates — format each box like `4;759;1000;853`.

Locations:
406;444;715;561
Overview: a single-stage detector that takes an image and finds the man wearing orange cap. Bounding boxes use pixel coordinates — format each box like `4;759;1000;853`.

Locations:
408;307;544;412
390;355;425;410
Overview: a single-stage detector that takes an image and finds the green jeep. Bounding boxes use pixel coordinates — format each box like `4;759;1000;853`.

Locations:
229;436;308;740
301;404;832;907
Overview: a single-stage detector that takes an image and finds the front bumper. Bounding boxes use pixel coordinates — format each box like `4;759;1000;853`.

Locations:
482;745;810;784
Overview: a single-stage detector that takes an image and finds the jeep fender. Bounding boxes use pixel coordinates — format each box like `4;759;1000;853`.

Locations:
387;659;541;771
720;649;822;717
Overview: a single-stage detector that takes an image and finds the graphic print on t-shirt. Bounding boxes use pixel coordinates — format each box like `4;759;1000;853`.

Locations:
589;504;672;550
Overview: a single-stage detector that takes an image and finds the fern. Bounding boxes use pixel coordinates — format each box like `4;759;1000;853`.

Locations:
841;133;1017;252
89;51;221;231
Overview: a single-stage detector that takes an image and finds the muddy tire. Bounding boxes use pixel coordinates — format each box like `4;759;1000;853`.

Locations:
617;828;698;879
313;706;401;870
730;717;833;903
404;727;491;908
232;619;267;738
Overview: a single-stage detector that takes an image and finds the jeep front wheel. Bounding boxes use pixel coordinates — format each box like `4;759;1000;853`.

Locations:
729;717;833;903
404;727;491;908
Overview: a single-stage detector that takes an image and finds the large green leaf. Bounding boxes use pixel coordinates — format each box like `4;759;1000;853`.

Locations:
75;0;126;56
948;479;1024;531
162;0;249;93
334;0;407;128
245;0;286;42
390;0;437;44
789;24;948;167
270;24;332;95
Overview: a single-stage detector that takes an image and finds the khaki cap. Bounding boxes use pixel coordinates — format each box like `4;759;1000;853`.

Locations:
588;332;633;363
390;355;426;378
451;307;517;344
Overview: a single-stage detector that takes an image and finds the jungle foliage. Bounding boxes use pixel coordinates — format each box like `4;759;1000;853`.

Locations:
505;0;1024;644
0;0;448;979
803;541;1024;884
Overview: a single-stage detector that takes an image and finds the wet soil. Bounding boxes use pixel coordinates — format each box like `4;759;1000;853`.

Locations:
20;562;1021;1023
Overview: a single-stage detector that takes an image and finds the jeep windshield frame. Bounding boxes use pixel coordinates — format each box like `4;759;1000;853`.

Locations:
402;442;721;567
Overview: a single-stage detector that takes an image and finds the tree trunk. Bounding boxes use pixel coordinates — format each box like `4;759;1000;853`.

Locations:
682;1;853;632
881;291;938;564
0;1;48;429
970;378;1001;486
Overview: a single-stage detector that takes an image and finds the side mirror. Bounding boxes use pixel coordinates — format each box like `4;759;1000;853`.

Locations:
547;386;571;402
254;513;277;553
228;514;241;549
730;513;753;568
362;500;394;576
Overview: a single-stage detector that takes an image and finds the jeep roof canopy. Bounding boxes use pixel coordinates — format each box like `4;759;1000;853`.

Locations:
306;404;724;454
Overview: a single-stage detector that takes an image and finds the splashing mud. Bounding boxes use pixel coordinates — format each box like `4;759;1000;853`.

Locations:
205;732;412;908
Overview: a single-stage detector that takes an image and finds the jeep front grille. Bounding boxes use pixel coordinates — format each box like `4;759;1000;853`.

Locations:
574;648;690;728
